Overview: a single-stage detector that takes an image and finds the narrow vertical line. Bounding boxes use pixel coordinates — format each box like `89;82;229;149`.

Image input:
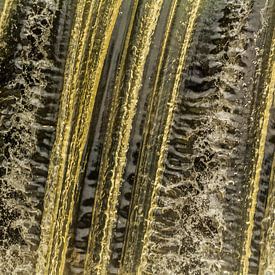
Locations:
140;0;179;149
259;144;275;274
241;33;275;275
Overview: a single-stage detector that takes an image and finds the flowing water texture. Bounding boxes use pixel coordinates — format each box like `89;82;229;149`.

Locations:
0;0;274;274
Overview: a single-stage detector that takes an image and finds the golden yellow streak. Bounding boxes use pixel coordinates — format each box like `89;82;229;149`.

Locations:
259;35;275;274
83;1;164;274
138;0;203;272
141;0;179;148
119;0;179;272
84;0;138;274
241;33;275;274
36;1;95;272
37;0;97;274
0;0;15;38
36;0;123;274
51;0;123;272
90;1;140;272
83;1;139;270
54;0;111;270
259;147;275;274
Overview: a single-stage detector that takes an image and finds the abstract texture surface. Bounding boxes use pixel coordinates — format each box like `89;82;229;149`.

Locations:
0;0;274;274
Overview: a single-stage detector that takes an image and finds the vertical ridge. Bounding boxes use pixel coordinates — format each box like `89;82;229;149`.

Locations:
241;22;275;275
139;1;203;272
36;1;123;274
83;1;164;273
0;0;15;34
119;0;203;273
36;1;95;272
247;31;275;274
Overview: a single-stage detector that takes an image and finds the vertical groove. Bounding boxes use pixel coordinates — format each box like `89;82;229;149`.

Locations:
241;30;275;275
259;152;275;274
251;31;275;274
119;0;203;273
139;0;203;272
116;0;179;273
65;1;139;273
83;1;164;274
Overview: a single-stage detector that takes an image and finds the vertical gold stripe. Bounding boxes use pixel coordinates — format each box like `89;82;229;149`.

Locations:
83;0;139;273
119;0;179;272
83;1;164;274
36;1;94;272
36;0;123;274
0;0;15;38
138;0;203;272
141;0;179;148
83;1;139;271
241;33;275;274
259;147;275;274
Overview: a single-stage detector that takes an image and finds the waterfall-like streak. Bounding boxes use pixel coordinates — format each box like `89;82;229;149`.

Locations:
139;0;203;273
134;0;275;273
36;1;123;274
117;1;203;273
66;1;139;273
258;32;275;274
83;1;164;274
110;0;178;272
241;2;275;272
